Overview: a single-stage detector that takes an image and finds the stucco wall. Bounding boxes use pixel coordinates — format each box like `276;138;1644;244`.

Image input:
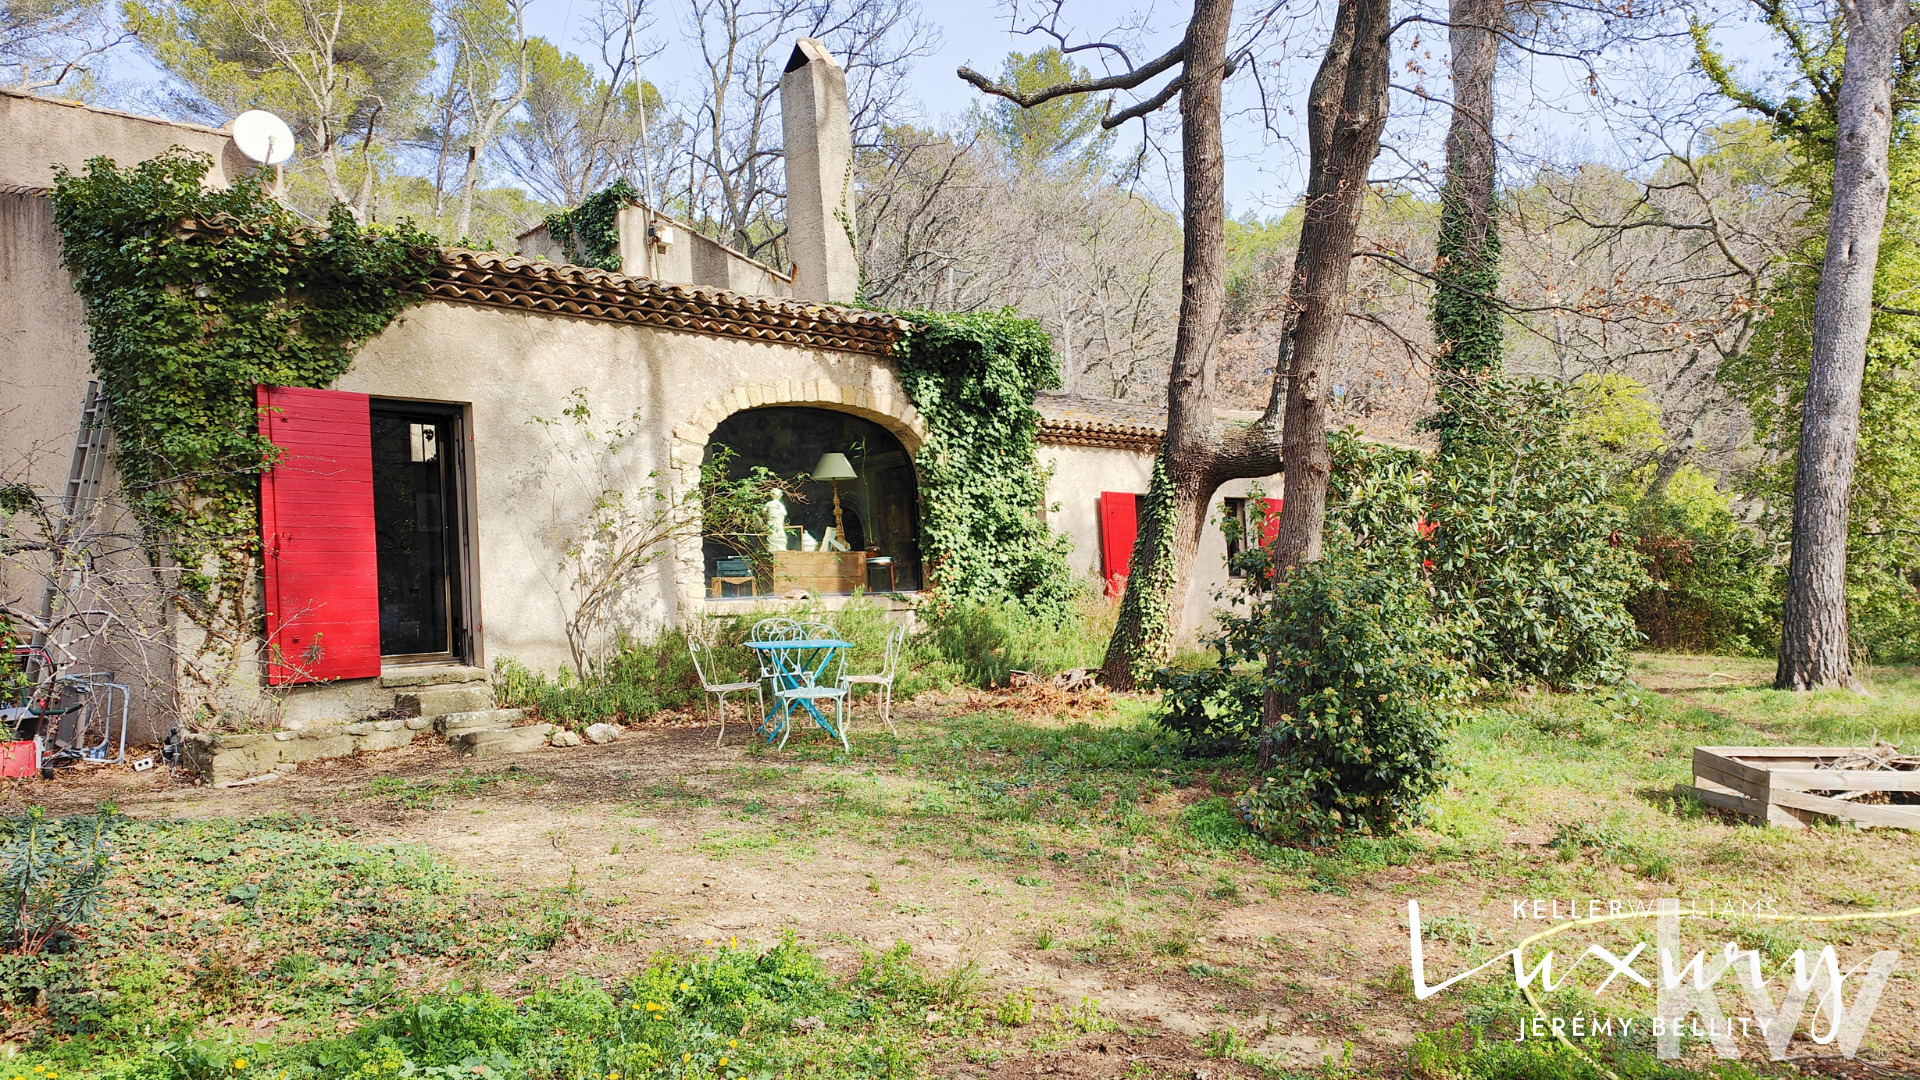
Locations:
1040;443;1283;644
341;300;920;677
0;88;247;191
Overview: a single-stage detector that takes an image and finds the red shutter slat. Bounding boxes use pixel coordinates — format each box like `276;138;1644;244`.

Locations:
1098;491;1140;600
258;385;381;685
1261;497;1284;546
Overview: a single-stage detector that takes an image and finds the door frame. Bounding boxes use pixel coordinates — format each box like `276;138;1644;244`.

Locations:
369;398;480;669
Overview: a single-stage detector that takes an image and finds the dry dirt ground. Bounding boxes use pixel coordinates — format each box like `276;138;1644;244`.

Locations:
9;681;1920;1078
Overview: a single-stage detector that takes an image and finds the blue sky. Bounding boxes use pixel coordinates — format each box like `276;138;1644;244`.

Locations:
105;0;1793;215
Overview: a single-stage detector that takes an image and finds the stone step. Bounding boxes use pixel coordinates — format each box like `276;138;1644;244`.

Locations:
456;723;557;759
381;665;490;690
436;708;527;737
397;684;496;717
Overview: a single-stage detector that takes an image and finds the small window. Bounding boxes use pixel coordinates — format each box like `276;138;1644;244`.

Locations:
1223;498;1249;578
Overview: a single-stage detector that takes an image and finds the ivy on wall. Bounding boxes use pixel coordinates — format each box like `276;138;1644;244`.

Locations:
892;310;1076;614
50;150;438;633
542;179;639;271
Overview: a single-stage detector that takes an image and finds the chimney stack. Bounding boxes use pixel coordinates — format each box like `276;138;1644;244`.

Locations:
780;38;859;305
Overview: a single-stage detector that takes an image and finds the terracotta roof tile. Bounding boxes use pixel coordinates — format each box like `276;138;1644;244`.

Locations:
426;249;911;357
1034;393;1269;451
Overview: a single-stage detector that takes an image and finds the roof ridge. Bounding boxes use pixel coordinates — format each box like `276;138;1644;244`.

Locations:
428;248;910;355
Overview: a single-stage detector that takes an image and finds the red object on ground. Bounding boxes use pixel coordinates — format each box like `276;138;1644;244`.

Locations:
0;740;39;778
257;385;382;685
1099;491;1140;599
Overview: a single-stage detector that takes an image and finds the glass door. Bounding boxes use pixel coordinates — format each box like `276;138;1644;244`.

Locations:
369;404;467;661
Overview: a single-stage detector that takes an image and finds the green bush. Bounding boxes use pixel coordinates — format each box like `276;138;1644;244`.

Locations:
921;590;1112;687
96;935;963;1080
1232;546;1467;842
1339;381;1648;690
0;806;122;955
1150;666;1263;756
1627;467;1779;655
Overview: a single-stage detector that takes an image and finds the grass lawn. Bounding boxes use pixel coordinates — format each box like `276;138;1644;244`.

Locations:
3;654;1916;1079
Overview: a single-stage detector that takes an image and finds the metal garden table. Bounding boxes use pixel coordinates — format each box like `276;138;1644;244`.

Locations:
745;637;851;750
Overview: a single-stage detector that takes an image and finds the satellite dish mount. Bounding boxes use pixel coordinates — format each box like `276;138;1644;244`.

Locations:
231;110;296;192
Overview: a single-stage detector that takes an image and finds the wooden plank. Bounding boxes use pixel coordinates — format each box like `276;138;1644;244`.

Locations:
1694;747;1773;790
1693;751;1770;802
1767;768;1920;793
1768;788;1920;830
1698;745;1859;758
1686;781;1807;829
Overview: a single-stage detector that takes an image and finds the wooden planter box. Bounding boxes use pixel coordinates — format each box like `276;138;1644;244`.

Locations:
1685;745;1920;830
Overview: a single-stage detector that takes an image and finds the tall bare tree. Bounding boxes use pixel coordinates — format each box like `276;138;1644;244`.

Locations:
962;0;1400;687
1262;0;1394;578
677;0;935;262
1773;0;1917;690
443;0;531;239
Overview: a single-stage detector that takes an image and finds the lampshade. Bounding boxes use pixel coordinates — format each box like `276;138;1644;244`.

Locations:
811;452;857;481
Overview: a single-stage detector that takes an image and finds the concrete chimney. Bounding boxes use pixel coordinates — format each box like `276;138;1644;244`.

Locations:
780;38;859;305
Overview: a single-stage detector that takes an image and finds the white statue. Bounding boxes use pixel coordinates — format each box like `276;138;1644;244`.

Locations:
800;529;818;552
765;495;788;551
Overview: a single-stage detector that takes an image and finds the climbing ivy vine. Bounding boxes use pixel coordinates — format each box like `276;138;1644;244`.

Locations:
1106;453;1178;683
542;179;639;271
892;310;1075;615
1430;194;1504;452
50;149;438;644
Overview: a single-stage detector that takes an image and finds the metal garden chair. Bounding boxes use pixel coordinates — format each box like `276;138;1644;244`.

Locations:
839;618;909;735
688;624;763;748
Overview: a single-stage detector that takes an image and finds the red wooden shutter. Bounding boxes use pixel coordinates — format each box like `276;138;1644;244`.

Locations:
258;386;381;685
1260;497;1284;546
1098;491;1140;599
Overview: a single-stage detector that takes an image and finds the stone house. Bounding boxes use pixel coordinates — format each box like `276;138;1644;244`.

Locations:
0;40;1281;743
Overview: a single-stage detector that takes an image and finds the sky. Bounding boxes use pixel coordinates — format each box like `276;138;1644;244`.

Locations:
99;0;1793;216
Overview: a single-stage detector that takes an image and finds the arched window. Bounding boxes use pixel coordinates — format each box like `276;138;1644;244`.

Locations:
703;406;922;596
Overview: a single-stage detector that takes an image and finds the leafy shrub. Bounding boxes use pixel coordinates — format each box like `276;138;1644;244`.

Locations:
0;806;121;955
1343;381;1648;690
1627;467;1779;655
1232;547;1467;842
1151;666;1263;756
922;590;1111;687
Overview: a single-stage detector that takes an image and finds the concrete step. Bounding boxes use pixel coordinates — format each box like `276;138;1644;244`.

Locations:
436;708;527;737
381;665;490;690
397;684;496;717
457;723;557;759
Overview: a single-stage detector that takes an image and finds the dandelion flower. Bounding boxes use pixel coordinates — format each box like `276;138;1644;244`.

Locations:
718;1058;729;1067
682;1053;692;1063
727;1040;737;1049
233;1062;247;1070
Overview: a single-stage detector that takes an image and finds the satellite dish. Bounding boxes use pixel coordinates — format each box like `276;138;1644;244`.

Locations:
232;110;296;165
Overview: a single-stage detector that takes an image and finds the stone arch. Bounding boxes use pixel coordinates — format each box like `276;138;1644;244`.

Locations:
666;380;927;613
670;379;926;467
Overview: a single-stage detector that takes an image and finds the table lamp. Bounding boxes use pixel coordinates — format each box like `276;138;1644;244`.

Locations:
812;452;857;545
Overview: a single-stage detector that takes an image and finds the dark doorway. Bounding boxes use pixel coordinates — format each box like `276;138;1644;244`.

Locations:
370;403;468;661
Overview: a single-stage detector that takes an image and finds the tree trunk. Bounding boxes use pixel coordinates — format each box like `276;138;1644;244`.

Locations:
1267;0;1392;579
1774;0;1911;692
1255;0;1393;761
1431;0;1502;451
1099;0;1238;690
